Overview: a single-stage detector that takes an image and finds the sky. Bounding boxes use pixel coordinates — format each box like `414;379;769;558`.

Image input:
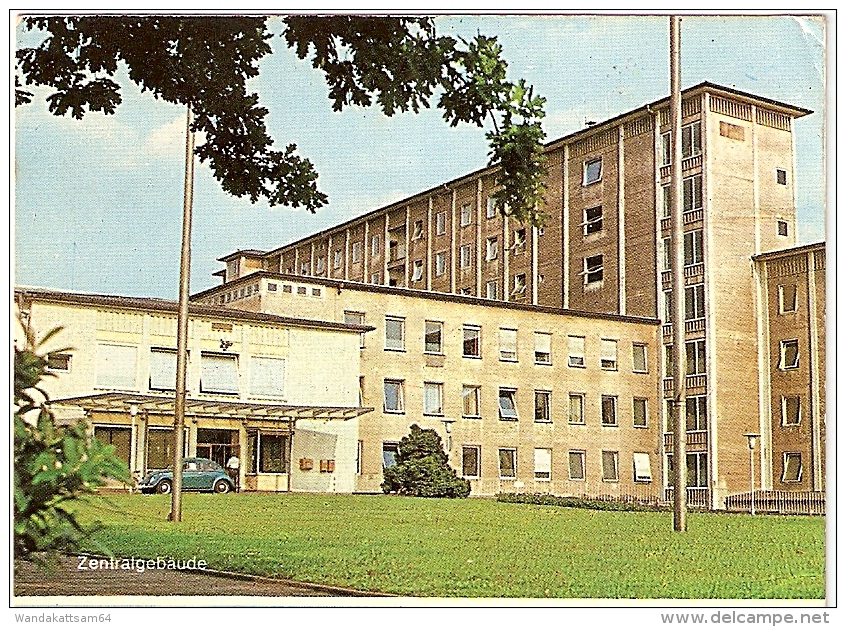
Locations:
13;14;828;300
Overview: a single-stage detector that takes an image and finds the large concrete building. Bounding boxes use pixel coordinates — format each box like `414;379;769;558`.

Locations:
207;82;824;508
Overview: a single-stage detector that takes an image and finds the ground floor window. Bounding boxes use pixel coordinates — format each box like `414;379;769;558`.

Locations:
246;431;289;474
382;442;400;468
93;426;131;467
568;450;585;481
601;450;619;482
498;448;517;479
667;452;708;488
782;452;803;483
196;428;238;468
534;448;551;481
146;427;187;470
462;446;480;478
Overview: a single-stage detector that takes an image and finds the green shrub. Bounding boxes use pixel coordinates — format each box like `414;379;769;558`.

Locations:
14;321;130;558
382;425;470;498
497;492;667;512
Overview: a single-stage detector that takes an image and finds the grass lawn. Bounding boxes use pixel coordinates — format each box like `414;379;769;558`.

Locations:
73;492;824;599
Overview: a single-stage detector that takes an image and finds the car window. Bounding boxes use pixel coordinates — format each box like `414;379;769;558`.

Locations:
184;462;198;471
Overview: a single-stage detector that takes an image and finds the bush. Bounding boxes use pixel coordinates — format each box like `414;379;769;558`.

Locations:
14;321;130;558
382;425;470;498
496;492;667;512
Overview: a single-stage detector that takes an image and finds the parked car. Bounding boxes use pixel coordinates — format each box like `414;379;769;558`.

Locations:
138;457;234;494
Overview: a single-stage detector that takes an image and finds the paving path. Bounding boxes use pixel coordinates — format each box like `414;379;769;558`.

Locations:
14;555;382;598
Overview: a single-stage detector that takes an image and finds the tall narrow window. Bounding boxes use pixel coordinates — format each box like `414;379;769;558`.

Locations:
600;339;618;370
315;256;325;274
424;321;443;354
534;448;552;481
344;311;366;348
583;157;602;185
385;317;405;351
435;251;447;276
534;390;551;423
462;385;481;418
584;255;603;284
486;197;498;219
499;328;518;362
568;393;585;425
383;380;404;413
534;332;552;365
435;211;447;236
683;230;704;266
568;451;585;481
601;395;618;426
685;284;706;320
351;241;362;263
411;259;424;282
498;388;518;420
662;185;671;218
776;169;788;185
498;448;517;479
460;244;473;269
485;280;498;300
778;284;798;314
686;395;707;431
632;344;648;373
633;398;648;428
779;339;799;370
460;203;473;227
777;220;789;237
512;229;526;253
686;339;706;375
371;235;381;256
568;336;585;368
463;325;481;358
333;249;342;269
782;453;802;483
782;395;801;426
601;450;619;481
412;220;424;240
661;132;671;166
423;382;444;416
486;236;498;261
462;446;480;478
382;442;399;468
583;205;603;235
683;175;703;212
681;121;701;158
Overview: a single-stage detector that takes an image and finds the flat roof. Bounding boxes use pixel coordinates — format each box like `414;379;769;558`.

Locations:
191;271;661;327
752;241;826;262
15;287;374;334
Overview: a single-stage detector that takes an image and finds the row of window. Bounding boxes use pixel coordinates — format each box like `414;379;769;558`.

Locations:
365;315;649;372
663;340;707;377
382;380;650;427
82;345;286;398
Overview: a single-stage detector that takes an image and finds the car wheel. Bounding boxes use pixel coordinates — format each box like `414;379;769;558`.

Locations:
214;480;231;494
156;480;172;494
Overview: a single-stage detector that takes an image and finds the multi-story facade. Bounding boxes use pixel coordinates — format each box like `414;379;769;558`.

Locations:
15;288;373;493
211;82;821;508
193;273;662;498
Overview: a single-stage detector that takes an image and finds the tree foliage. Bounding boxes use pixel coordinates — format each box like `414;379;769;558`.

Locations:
16;16;548;224
14;321;130;558
381;424;470;498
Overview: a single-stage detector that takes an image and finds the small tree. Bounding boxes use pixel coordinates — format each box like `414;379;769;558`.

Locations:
382;424;470;498
14;321;130;558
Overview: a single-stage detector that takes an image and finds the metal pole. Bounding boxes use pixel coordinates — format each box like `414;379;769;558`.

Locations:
670;15;688;532
170;102;195;522
750;446;755;516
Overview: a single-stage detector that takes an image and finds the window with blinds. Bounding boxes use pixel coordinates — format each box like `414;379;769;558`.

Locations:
249;356;285;398
200;353;239;395
149;348;177;391
96;344;138;389
633;452;652;482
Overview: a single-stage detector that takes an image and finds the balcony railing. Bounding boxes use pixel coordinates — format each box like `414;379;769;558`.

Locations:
664;430;708;451
660;208;704;232
659;154;703;179
663;374;707;394
664;486;710;508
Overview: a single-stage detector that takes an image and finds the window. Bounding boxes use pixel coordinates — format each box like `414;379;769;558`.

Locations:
568;336;585;368
385;317;405;351
685;283;706;320
661;131;671;166
681;121;701;158
462;446;480;478
485;236;498;261
297;286;307;295
255;433;289;474
460;203;473;227
382;442;399;468
424;321;443;354
778;284;798;314
776;169;788;185
601;450;619;481
633;452;652;482
383;380;404;413
512;229;526;253
412;220;424;240
779;339;799;370
300;262;311;275
315;256;325;274
370;272;381;285
777;220;789;237
683;230;703;266
633;398;648;428
512;274;527;296
93;426;131;466
782;395;801;426
356;441;363;475
601;395;618;426
47;352;71;372
249;356;285;398
435;251;447;276
459;287;472;296
686;339;706;375
498;388;518;420
371;235;381;256
685;452;709;488
498;449;517;479
499;328;517;362
662;185;671;218
463;325;481;358
333;249;342;269
344;311;366;348
662;237;671;271
412;259;424;282
424;382;444;415
632;344;648;373
149;348;177;390
534;390;551;423
486;197;498;219
435;211;447;235
584;254;603;284
97;344;138;389
683;175;703;212
351;241;362;263
462;385;481;418
663;290;673;321
460;244;473;269
534;332;551;365
600;339;618;370
200;353;239;395
686;395;707;431
568;393;585;425
720;120;745;141
583;205;603;235
568;451;586;481
485;280;498;300
664;345;674;377
534;448;552;481
583;157;602;185
782;453;802;483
